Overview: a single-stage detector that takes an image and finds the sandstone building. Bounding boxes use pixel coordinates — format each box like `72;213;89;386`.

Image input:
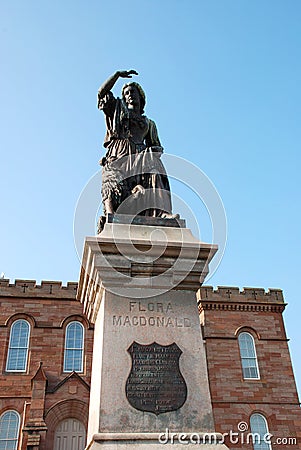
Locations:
0;279;300;449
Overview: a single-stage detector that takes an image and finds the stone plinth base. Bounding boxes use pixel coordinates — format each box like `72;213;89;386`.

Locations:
86;433;229;449
78;219;221;445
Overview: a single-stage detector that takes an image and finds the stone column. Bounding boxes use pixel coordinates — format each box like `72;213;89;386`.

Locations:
78;218;229;449
23;362;47;449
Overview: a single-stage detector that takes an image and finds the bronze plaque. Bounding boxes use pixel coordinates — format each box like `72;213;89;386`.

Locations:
125;341;187;415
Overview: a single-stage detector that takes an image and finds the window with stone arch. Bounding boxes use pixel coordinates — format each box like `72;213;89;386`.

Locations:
6;319;31;372
63;321;84;372
238;331;260;379
250;413;272;450
0;410;20;450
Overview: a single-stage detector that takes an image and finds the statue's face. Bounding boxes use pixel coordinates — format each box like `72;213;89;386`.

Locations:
123;85;140;110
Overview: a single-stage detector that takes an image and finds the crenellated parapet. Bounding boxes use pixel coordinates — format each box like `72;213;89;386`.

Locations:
198;286;285;313
0;279;78;298
0;279;285;308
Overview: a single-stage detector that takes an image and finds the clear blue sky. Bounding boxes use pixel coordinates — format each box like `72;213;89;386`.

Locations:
1;1;300;394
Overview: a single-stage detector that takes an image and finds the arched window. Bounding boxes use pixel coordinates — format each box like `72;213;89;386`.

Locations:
63;321;84;372
250;413;272;450
6;319;30;372
0;410;20;450
238;331;260;379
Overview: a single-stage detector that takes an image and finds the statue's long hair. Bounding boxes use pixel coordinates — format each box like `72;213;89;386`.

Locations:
122;82;146;114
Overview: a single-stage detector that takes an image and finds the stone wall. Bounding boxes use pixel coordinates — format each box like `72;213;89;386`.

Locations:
199;286;301;449
0;279;94;450
0;280;300;449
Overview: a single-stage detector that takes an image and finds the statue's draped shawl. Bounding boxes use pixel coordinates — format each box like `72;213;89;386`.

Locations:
97;92;161;149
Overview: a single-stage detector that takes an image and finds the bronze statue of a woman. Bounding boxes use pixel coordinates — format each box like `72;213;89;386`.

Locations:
97;70;177;219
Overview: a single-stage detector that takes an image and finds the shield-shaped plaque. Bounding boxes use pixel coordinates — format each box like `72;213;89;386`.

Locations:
126;341;187;415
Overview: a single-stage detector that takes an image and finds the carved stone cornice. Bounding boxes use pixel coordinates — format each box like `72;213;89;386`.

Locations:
198;301;285;314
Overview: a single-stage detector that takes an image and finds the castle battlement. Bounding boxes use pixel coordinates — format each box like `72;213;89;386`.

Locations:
0;279;284;304
198;286;285;313
200;285;284;302
0;279;78;298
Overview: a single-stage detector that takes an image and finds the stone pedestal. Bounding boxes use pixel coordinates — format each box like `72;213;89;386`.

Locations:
77;219;229;449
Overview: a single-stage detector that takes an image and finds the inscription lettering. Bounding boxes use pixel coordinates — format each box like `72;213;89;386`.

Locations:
112;315;191;327
126;342;187;415
129;301;173;313
113;301;190;328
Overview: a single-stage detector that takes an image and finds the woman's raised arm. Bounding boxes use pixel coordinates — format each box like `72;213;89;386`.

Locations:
97;70;138;98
